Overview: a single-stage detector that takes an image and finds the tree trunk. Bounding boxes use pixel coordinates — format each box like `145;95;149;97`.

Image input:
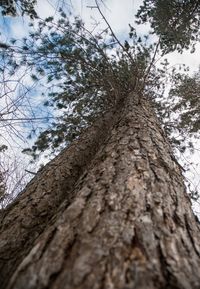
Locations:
1;92;200;289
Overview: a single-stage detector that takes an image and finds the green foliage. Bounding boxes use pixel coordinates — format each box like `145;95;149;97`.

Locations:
0;0;37;18
136;0;200;53
0;145;8;152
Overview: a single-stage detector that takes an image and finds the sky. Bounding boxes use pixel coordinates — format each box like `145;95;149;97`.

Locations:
0;0;200;211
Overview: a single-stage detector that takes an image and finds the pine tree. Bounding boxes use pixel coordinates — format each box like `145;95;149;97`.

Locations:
1;2;200;288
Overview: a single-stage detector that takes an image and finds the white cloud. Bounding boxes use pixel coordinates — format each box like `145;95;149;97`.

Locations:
166;43;200;73
36;0;58;19
9;18;29;38
71;0;149;36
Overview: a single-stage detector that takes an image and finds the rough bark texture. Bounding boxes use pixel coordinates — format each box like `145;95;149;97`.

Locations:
1;92;200;289
0;109;117;288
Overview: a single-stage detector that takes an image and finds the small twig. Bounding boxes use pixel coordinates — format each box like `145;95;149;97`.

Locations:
94;0;134;64
95;1;124;50
86;6;97;9
140;37;161;91
0;117;54;122
25;169;37;175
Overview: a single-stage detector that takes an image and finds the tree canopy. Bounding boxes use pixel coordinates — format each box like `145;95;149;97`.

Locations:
3;10;161;158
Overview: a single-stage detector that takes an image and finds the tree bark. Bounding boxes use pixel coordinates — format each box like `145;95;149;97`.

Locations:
1;92;200;289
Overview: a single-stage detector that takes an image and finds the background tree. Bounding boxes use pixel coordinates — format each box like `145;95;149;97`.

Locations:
0;144;33;208
136;0;200;53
